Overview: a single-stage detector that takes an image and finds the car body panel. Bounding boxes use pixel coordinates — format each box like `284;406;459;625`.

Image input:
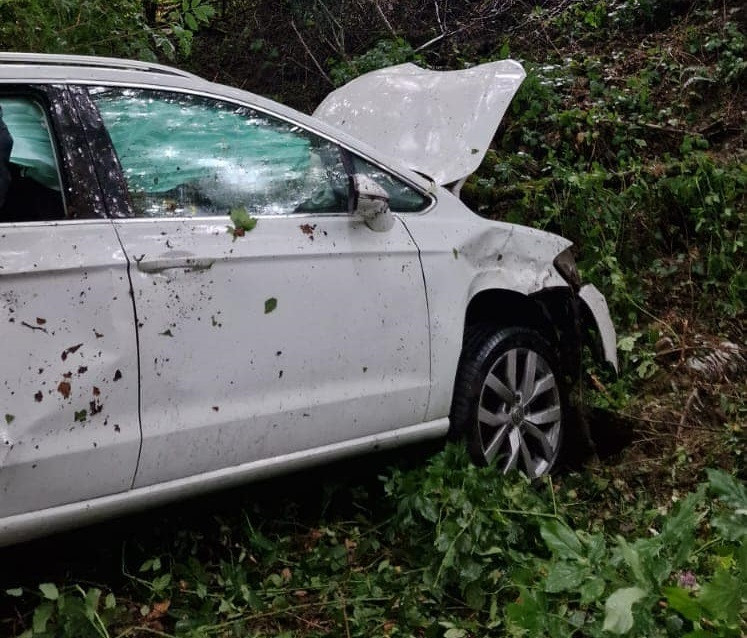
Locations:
398;190;572;421
111;214;430;488
313;60;526;186
0;220;140;517
0;416;449;547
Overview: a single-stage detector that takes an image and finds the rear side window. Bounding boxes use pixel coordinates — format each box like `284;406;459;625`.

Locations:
89;87;350;218
0;97;66;222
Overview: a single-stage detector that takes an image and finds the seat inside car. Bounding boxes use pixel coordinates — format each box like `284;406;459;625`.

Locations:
0;97;65;222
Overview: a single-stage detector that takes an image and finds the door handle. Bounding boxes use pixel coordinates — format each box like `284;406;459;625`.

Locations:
135;256;215;274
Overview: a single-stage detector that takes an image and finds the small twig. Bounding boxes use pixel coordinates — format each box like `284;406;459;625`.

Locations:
290;20;334;86
20;321;47;333
341;594;352;638
115;627;175;638
619;412;681;428
371;0;396;36
677;387;699;439
654;345;700;359
414;25;468;52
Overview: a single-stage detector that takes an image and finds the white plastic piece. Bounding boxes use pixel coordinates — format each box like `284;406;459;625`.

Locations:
579;284;619;373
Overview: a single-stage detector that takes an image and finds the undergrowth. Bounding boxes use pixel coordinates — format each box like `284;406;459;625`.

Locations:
3;446;745;637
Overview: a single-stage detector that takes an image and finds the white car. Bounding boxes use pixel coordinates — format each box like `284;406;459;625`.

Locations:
0;53;617;546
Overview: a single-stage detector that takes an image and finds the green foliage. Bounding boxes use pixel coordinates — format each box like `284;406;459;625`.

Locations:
464;53;746;327
0;0;214;60
6;584;122;638
9;446;744;637
328;38;425;87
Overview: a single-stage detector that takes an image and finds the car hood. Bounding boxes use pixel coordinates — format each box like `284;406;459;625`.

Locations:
313;60;525;186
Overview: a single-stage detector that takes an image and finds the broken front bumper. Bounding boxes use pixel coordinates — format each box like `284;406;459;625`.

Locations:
578;284;618;373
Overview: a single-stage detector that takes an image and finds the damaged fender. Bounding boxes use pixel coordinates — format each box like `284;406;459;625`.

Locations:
579;284;619;373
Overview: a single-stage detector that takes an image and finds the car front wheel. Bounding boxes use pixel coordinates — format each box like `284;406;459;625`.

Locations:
451;326;566;478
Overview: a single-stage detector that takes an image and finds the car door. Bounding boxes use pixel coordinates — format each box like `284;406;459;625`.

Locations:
81;86;431;487
0;86;140;518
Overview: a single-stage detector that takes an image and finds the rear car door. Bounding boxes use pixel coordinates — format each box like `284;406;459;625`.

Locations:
0;85;140;518
81;86;431;487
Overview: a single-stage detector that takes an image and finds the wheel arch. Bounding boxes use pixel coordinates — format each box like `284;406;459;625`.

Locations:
464;287;581;367
456;285;585;420
455;286;596;459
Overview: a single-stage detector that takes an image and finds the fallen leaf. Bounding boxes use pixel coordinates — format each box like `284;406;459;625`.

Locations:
57;381;71;399
264;297;277;314
61;343;83;361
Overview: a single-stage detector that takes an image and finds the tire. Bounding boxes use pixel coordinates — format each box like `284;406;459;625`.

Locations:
451;325;567;478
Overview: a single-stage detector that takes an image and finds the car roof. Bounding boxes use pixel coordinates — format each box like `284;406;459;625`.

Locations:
0;52;200;80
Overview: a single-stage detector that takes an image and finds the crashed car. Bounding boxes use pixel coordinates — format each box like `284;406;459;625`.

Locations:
0;53;617;546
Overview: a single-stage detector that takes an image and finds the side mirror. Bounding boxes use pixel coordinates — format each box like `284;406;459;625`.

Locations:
352;174;394;232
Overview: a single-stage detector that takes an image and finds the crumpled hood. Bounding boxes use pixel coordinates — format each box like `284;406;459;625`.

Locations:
313;60;526;186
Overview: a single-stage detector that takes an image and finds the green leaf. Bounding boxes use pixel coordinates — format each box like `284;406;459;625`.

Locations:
184;12;198;31
698;567;742;625
540;520;583;560
663;586;702;622
616;537;649;587
192;5;214;22
5;588;23;597
32;602;54;633
152;573;172;593
602;586;647;634
4;413;14;425
506;586;546;633
264;297;278;314
444;629;467;638
464;581;485;610
39;583;59;600
230;207;257;232
707;470;747;541
84;587;102;620
544;561;587;593
139;557;161;572
579;576;606;604
105;592;116;609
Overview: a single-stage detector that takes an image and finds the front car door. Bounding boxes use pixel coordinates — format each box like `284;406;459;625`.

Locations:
0;85;140;519
80;85;431;487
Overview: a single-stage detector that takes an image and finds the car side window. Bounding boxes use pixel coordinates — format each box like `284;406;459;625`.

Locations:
88;87;350;218
350;154;430;213
0;97;66;222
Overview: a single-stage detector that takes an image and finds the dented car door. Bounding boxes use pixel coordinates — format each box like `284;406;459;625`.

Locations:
0;86;140;518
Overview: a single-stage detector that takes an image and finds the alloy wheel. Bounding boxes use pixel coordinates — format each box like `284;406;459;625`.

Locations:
477;347;562;477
